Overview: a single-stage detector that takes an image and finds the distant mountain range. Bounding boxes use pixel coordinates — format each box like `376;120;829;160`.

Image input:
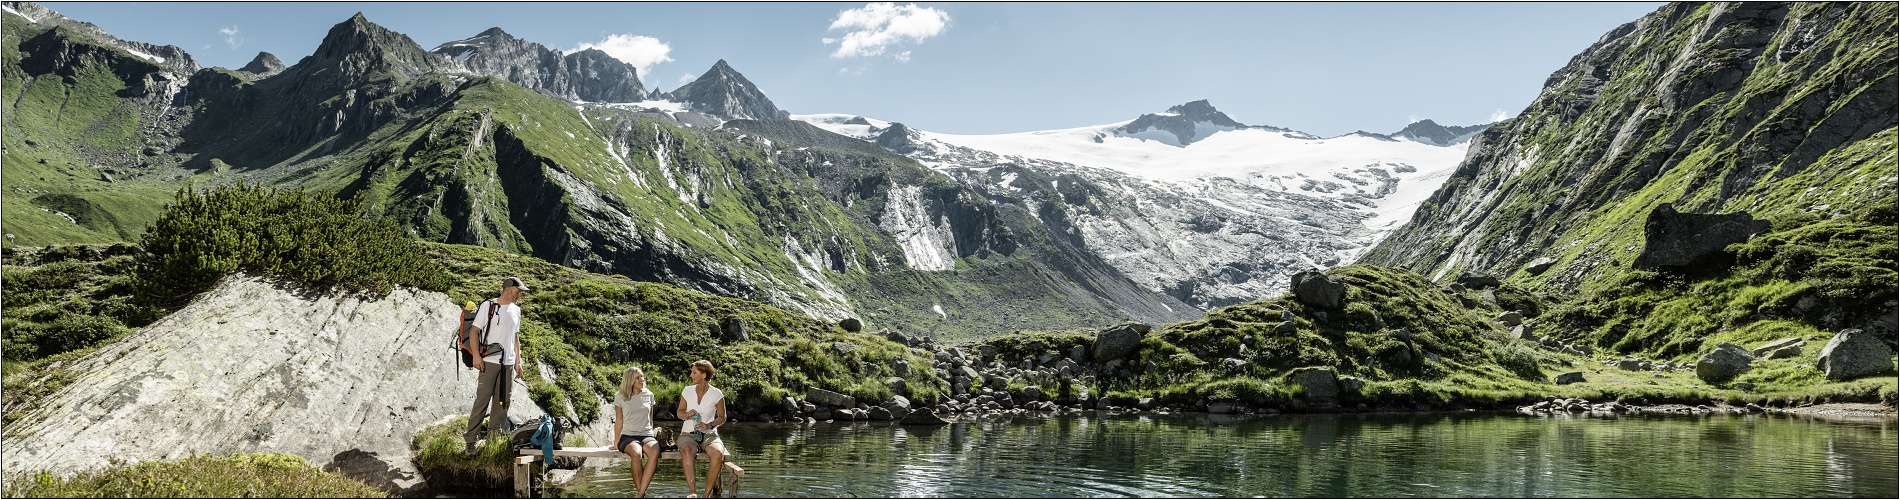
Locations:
7;1;1885;343
0;0;1490;321
794;100;1489;307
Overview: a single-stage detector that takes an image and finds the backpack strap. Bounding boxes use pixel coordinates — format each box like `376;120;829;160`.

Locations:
482;300;498;347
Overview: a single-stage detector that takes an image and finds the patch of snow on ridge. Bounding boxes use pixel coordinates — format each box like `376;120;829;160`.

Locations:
2;5;36;22
602;100;688;114
123;48;164;64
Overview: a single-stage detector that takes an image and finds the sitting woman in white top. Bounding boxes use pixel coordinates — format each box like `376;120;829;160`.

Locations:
675;359;729;499
614;366;659;498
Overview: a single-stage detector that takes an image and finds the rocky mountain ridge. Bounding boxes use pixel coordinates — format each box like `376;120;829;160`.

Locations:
1390;119;1492;146
430;26;647;103
0;4;1193;334
1;0;197;75
1361;2;1896;294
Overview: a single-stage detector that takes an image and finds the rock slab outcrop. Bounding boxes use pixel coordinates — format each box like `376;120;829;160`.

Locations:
0;274;539;495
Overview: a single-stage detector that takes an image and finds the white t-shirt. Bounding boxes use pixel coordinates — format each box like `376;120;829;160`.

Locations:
680;384;724;436
617;388;655;437
468;300;521;365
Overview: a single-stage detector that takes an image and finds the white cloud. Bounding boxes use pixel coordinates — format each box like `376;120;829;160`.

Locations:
894;51;911;63
571;34;674;81
823;2;949;60
1408;115;1419;124
1489;108;1512;122
677;71;696;87
219;26;245;50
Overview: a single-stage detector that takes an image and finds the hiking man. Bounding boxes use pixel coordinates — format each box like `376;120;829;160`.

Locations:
464;276;528;456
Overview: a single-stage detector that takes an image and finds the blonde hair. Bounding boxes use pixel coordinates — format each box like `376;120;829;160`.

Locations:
618;366;646;399
691;359;716;381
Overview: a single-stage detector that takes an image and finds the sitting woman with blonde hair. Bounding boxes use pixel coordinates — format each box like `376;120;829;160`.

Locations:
614;365;660;497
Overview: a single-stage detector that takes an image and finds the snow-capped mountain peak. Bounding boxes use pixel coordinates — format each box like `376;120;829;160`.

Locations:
1111;99;1248;146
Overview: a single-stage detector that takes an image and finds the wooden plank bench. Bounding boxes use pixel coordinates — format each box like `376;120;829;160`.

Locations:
513;446;745;498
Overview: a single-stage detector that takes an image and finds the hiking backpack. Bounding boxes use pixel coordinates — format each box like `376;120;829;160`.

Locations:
452;300;503;368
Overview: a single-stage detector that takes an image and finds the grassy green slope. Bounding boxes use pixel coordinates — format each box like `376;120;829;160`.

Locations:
1;16;191;246
1;240;946;426
1359;3;1897;365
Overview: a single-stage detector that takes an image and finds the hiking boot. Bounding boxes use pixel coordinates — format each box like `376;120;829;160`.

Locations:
464;441;478;458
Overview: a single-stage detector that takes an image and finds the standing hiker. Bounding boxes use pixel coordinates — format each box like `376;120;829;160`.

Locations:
464;277;529;456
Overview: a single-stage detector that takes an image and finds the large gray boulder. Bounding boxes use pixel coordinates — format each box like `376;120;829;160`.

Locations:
1816;328;1897;380
1291;270;1346;309
1633;204;1771;270
721;316;749;342
0;274;539;496
1295;367;1339;407
1525;257;1557;275
1695;342;1756;383
806;387;857;409
1553;372;1586;385
899;408;950;425
1455;272;1502;289
1092;323;1150;362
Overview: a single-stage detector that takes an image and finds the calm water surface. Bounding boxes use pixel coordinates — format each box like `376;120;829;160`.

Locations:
565;411;1897;497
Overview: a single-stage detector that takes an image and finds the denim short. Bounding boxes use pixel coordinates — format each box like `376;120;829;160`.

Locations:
618;434;657;453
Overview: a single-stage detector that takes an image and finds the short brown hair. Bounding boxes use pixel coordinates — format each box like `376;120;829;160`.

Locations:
692;359;715;380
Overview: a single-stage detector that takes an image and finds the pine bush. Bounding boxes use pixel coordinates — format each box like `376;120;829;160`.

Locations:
133;183;451;310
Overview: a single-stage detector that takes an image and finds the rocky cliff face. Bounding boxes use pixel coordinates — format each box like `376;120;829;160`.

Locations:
431;27;646;103
2;0;198;75
1360;2;1897;293
0;274;537;493
660;59;790;121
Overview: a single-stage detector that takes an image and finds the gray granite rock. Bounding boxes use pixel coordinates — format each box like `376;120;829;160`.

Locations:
1817;328;1897;380
1696;342;1755;383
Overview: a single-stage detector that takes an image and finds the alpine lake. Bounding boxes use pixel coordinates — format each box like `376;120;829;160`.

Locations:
557;410;1897;498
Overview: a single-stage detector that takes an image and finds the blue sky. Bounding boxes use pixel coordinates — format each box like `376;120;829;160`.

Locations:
36;1;1664;136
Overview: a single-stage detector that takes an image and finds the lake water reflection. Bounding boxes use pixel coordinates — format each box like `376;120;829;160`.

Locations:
564;411;1897;497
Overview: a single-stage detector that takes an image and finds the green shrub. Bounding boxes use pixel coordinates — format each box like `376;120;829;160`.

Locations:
133;183;451;311
1491;341;1544;381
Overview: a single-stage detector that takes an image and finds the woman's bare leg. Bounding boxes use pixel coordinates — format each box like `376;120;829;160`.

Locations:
702;441;728;498
638;441;660;496
681;443;699;497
